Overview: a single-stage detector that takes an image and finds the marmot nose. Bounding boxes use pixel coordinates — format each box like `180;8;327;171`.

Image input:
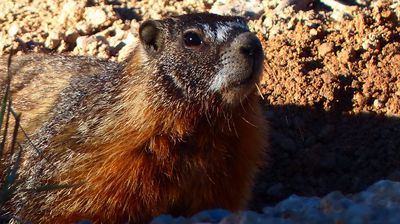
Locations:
237;32;263;59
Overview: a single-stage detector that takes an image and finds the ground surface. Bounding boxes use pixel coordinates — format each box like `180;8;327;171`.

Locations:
1;0;400;215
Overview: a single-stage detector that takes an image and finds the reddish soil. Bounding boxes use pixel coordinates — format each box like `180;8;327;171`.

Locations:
252;0;400;208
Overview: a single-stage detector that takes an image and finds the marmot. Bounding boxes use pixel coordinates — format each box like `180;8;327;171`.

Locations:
0;13;267;223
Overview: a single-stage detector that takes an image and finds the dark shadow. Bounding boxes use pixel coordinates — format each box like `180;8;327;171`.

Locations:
300;60;324;74
316;0;361;7
335;0;363;6
13;38;68;54
250;103;400;210
86;0;123;6
330;75;356;113
113;7;141;21
105;0;122;5
313;0;363;12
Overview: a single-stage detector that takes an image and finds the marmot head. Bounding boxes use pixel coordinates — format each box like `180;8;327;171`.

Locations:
136;13;264;107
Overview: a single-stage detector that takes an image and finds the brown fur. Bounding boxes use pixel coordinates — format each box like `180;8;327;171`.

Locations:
1;13;267;224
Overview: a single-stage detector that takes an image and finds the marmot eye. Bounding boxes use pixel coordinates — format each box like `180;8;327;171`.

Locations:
183;31;203;47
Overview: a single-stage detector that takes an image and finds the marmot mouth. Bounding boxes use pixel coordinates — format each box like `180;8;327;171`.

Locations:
230;66;262;88
231;74;254;87
229;58;263;89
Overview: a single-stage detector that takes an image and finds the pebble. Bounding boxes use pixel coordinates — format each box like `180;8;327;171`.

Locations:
354;92;367;107
85;7;107;27
337;47;355;64
45;32;62;49
287;17;297;30
58;0;84;24
309;28;318;37
117;32;138;61
318;42;334;57
8;23;19;37
76;22;93;35
362;33;380;50
210;0;264;19
75;35;98;52
373;99;383;109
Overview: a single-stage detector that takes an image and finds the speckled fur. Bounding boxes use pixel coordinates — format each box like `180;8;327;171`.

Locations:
0;13;267;224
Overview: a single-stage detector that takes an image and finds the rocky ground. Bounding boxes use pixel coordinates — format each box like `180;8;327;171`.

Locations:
151;180;400;224
1;0;400;222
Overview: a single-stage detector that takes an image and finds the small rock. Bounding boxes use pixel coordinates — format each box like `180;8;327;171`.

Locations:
287;17;297;30
8;24;19;37
362;33;380;50
309;28;318;37
77;220;92;224
191;209;231;222
76;22;93;35
321;73;336;84
150;215;177;224
354;92;367;107
237;211;266;224
210;0;264;19
75;36;98;52
373;99;383;109
305;20;320;29
344;204;373;223
58;0;84;24
318;42;334;57
117;32;137;61
45;32;62;49
85;7;108;27
57;40;69;53
263;16;274;30
337;47;355;64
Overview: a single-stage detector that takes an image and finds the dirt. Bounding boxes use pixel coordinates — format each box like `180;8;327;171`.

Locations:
250;0;400;209
1;0;400;213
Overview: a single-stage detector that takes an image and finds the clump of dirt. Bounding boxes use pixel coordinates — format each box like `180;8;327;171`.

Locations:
1;0;400;213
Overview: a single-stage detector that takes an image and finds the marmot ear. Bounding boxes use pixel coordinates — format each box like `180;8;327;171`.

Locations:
139;20;163;52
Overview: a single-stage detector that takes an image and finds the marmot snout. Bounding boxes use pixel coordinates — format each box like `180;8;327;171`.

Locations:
212;31;264;103
1;13;268;224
